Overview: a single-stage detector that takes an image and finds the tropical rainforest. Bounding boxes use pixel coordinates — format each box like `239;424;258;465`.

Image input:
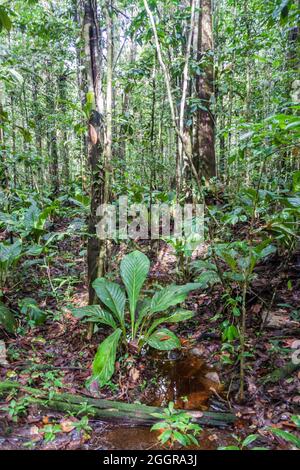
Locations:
0;0;299;452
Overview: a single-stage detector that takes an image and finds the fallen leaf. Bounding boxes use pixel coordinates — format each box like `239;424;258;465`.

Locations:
42;416;50;425
129;367;140;383
0;340;8;366
60;419;76;433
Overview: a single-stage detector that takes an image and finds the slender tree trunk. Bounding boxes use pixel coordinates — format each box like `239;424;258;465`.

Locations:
0;89;9;192
96;0;114;282
144;0;202;196
10;94;17;189
32;78;43;186
46;72;60;195
194;0;216;180
83;0;105;310
73;0;88;187
58;74;70;183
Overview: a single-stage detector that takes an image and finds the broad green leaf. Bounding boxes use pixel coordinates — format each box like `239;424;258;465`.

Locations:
196;270;221;289
253;241;277;260
36;207;52;230
147;328;181;351
270;428;300;449
120;251;150;323
0;240;22;264
218;446;240;451
220;252;238;271
150;284;201;314
173;431;188;446
26;244;44;256
92;329;122;387
19;298;46;326
93;279;125;326
293;171;300;193
159;429;172;444
0;7;12;32
292;415;300;427
151;422;167;431
0;303;16;333
164;309;195;323
147;309;194;337
242;434;259;447
71;305;117;329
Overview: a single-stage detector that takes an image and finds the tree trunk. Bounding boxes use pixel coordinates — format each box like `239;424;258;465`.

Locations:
46;72;60;196
58;74;70;184
0;89;9;192
83;0;105;307
194;0;216;180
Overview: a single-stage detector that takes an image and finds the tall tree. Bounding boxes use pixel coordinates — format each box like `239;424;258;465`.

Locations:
82;0;105;308
194;0;216;180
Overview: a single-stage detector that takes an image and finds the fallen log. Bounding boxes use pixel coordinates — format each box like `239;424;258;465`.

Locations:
0;380;235;427
261;361;300;384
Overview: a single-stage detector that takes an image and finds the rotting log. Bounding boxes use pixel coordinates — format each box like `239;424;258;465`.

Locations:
261;361;300;384
0;381;236;427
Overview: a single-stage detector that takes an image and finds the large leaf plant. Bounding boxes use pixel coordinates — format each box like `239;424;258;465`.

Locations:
73;251;201;387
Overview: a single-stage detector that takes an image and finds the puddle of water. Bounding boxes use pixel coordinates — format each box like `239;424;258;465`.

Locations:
92;425;234;450
85;350;229;450
150;351;222;410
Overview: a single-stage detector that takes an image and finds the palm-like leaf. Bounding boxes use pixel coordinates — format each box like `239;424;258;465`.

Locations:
150;283;201;314
93;279;126;327
146;309;194;338
120;251;150;330
71;305;117;329
147;328;181;351
92;329;122;387
0;303;16;333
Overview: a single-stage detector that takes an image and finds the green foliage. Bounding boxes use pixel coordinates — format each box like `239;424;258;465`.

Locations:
92;329;122;387
43;424;61;443
219;433;267;451
0;303;17;333
191;260;221;288
0;239;23;288
3;397;30;423
73;251;199;387
0;6;12;33
151;402;202;448
269;416;300;449
19;298;46;327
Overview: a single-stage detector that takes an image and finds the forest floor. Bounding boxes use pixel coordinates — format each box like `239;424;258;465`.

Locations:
0;216;299;450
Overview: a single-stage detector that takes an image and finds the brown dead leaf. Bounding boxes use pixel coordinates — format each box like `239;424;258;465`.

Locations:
129;367;140;383
0;340;8;366
60;419;76;433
